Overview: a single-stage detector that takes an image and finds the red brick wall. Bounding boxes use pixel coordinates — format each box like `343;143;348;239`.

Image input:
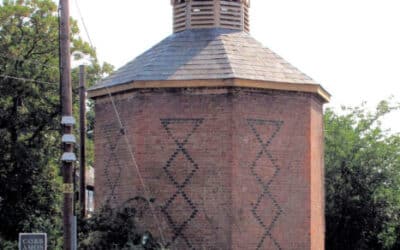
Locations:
310;97;325;250
93;87;325;249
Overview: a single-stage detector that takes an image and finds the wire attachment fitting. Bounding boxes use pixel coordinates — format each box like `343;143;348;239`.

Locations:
61;116;76;126
62;152;77;162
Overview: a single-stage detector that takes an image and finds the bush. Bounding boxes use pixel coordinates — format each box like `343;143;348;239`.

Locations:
0;238;17;250
79;197;164;250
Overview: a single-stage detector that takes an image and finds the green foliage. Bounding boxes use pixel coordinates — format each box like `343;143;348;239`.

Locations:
0;0;62;247
0;236;17;250
2;1;400;249
325;100;400;250
0;0;112;247
79;197;164;250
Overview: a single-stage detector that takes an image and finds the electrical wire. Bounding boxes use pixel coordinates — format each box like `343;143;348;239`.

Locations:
0;74;58;85
105;86;168;247
74;0;94;49
0;53;59;70
72;1;168;246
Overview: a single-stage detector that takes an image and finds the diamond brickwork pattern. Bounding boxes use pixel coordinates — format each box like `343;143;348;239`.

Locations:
247;119;284;250
101;123;124;203
160;118;204;249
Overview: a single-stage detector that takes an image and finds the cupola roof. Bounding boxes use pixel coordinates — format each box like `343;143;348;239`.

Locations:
89;1;329;102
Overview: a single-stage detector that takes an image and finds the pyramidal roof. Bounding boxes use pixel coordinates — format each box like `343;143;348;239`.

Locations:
91;28;317;90
89;0;329;101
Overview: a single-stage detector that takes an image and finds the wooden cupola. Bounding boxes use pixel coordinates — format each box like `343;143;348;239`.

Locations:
171;0;250;33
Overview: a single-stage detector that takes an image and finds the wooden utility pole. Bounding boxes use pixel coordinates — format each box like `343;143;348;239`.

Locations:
79;65;87;218
59;0;74;249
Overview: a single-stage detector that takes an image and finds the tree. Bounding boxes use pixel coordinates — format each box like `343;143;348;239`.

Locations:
325;101;400;250
0;0;112;248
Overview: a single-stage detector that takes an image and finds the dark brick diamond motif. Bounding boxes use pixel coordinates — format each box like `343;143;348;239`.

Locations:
160;118;203;249
102;123;124;203
247;119;284;250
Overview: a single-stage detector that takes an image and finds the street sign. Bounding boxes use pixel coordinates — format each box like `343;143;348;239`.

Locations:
19;233;47;250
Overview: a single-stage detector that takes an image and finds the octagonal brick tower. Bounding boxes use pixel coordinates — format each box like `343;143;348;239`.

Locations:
89;0;330;249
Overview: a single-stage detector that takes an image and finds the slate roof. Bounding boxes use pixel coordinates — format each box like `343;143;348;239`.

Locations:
90;28;317;91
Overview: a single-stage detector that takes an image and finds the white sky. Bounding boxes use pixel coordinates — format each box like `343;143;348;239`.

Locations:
70;0;400;132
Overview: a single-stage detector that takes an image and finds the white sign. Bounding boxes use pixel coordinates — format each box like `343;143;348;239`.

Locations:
19;233;47;250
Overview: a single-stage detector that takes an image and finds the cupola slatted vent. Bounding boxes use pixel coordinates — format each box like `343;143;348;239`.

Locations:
243;5;249;32
190;1;215;28
173;2;187;32
220;1;242;31
171;0;250;33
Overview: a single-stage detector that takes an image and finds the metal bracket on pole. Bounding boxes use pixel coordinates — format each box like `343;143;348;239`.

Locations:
62;134;76;144
62;152;77;162
61;116;76;126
